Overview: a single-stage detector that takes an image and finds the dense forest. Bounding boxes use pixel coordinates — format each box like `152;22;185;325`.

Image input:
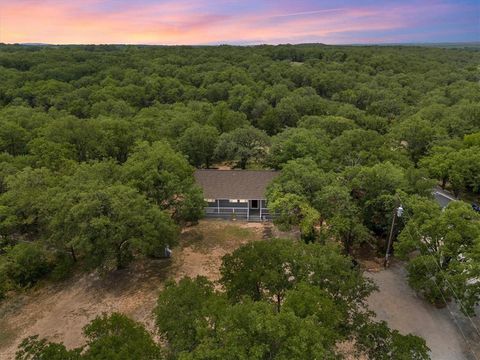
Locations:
0;44;479;358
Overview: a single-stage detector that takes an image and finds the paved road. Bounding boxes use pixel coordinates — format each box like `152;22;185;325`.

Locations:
433;188;457;208
367;263;480;360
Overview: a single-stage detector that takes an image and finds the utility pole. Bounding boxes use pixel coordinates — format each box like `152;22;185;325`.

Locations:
384;204;403;268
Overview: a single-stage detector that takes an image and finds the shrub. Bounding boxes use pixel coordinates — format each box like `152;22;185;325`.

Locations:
3;243;52;288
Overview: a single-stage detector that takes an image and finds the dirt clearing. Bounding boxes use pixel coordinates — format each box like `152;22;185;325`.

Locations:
0;220;268;359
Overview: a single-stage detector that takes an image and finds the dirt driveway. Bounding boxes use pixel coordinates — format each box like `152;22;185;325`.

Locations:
367;262;480;360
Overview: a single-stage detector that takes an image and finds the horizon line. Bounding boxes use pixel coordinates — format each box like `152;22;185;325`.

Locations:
2;41;479;47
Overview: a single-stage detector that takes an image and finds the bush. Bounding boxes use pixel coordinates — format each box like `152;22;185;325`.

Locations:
2;243;52;288
49;253;75;281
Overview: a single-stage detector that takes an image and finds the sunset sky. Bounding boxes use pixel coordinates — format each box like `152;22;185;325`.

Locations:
0;0;478;45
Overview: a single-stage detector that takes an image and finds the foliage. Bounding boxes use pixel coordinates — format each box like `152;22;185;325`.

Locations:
15;240;430;359
220;239;375;311
122;141;204;222
82;313;163;359
267;127;330;169
15;313;163;360
214;126;270;169
155;277;225;354
0;43;478;340
152;239;428;359
356;321;430;360
397;199;480;315
178;124;219;168
0;242;51;290
47;184;178;270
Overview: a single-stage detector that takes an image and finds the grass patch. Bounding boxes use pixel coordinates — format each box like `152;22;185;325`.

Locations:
180;221;259;253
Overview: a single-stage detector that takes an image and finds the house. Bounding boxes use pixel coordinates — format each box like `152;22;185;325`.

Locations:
194;169;279;221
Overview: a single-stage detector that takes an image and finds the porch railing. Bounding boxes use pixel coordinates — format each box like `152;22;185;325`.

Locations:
204;207;273;220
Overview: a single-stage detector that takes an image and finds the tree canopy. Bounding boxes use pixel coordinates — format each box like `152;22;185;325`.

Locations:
0;43;478;343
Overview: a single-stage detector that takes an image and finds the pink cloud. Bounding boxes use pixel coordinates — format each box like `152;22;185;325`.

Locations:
0;0;473;44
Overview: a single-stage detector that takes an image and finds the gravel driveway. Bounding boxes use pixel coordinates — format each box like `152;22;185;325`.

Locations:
366;262;480;360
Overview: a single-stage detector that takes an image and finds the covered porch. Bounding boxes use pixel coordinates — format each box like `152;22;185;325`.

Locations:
204;199;272;221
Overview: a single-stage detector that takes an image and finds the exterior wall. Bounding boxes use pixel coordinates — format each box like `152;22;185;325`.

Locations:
204;199;274;221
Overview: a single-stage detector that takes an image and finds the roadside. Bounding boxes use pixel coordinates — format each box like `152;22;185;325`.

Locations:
433;187;457;208
366;261;480;360
433;187;479;210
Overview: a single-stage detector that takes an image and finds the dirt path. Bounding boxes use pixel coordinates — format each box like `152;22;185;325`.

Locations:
367;262;480;360
0;220;265;359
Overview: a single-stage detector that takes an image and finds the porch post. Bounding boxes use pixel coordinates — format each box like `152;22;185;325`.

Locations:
259;200;262;220
247;200;250;221
217;199;220;214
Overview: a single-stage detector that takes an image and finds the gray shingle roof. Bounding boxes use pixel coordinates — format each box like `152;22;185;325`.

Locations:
194;170;279;200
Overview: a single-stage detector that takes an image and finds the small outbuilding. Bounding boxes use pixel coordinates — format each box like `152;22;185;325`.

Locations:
194;169;279;221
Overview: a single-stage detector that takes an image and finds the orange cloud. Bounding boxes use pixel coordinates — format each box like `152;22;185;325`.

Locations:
0;0;471;44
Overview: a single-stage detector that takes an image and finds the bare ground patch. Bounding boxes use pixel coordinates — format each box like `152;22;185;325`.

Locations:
0;220;268;359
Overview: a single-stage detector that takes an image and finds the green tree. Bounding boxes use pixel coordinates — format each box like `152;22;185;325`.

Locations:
16;336;81;360
419;146;454;189
267;127;330;170
331;129;385;167
449;147;480;196
392;116;443;164
266;158;335;241
1;242;51;288
298;115;357;138
155;277;225;354
268;193;320;243
0;167;57;237
356;321;429;360
123;141;204;222
348;162;408;236
267;158;333;202
93;117;136;163
220;239;374;312
397;199;480;315
27;138;76;171
16;313;163;360
207;102;248;133
153;238;428;359
183;300;334;360
178;124;219;168
0;121;30;155
82;313;163;359
214;126;269;169
48;184;178;270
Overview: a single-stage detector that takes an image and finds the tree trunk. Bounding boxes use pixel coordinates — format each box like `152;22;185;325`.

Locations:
276;294;282;313
116;240;129;269
255;282;262;301
441;177;447;190
239;157;248;169
70;246;77;262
